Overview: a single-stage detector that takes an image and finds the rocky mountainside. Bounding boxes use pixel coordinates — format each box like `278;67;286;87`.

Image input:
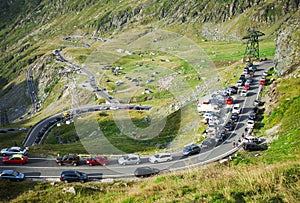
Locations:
274;9;300;75
0;0;299;122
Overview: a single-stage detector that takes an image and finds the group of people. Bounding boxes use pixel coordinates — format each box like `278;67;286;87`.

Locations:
232;133;246;148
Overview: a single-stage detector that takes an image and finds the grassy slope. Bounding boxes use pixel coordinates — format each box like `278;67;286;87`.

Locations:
2;65;300;203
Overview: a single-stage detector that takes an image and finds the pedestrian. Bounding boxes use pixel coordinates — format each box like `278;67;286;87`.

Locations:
241;133;245;139
235;142;239;147
232;141;236;148
245;128;248;135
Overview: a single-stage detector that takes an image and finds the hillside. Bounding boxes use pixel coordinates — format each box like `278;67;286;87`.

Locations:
0;1;299;202
0;0;299;122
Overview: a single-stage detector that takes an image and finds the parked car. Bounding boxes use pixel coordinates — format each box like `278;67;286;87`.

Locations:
254;99;263;106
60;170;88;183
247;120;255;128
243;143;268;151
236;80;244;87
0;170;25;181
1;147;28;156
86;156;109;166
202;112;215;120
56;154;80;166
215;130;227;144
249;65;257;71
2;154;28;165
183;144;201;156
134;167;160;178
260;80;266;85
118;154;140;165
201;138;217;149
244;84;250;90
248;112;256;120
244;136;263;144
243;68;249;74
232;104;241;114
240;89;248;97
224;121;235;131
230;113;239;123
227;86;238;94
263;71;268;76
226;97;233;104
149;153;172;163
245;78;253;86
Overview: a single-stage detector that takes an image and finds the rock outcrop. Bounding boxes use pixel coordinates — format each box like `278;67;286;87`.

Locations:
274;10;300;75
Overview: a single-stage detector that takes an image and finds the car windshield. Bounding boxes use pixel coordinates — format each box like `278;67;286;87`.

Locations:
12;171;19;176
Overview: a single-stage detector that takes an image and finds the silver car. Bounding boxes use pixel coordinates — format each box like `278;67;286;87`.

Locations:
118;154;140;165
1;147;28;156
149;153;172;163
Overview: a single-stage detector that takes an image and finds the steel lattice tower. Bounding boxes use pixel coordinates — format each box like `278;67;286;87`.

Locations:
242;29;265;61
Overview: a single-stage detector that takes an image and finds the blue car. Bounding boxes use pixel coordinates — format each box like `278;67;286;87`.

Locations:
183;144;201;156
0;170;25;181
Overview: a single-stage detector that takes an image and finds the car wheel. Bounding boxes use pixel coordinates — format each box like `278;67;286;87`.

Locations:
73;162;78;166
102;163;106;166
64;180;68;183
89;163;93;166
80;179;85;183
58;162;62;166
2;153;6;157
154;160;158;164
122;162;126;166
136;161;140;165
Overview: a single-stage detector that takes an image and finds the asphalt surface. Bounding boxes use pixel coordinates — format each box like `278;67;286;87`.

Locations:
1;60;274;181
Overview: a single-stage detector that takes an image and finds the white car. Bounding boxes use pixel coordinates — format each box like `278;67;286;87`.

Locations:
202;112;215;120
1;147;28;156
263;71;268;76
247;120;255;128
232;104;241;114
240;90;248;97
236;80;244;87
149;153;172;163
118;154;140;165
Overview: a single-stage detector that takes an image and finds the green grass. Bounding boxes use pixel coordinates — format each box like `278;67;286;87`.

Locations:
3;160;299;203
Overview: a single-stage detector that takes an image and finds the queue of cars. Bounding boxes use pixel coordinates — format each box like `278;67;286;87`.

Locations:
0;62;268;182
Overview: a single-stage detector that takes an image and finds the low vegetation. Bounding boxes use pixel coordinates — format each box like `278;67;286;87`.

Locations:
1;160;298;203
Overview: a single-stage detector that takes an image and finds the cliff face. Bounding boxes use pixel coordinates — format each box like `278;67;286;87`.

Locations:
274;10;300;75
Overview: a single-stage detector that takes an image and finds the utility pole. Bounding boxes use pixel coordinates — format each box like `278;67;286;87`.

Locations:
242;29;265;62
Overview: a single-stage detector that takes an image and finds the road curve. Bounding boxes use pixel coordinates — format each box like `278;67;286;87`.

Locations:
10;60;274;181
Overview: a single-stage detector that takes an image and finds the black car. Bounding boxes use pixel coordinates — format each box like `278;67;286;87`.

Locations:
228;86;238;94
183;144;201;156
134;167;160;178
215;130;227;144
60;170;88;183
224;121;235;131
243;143;268;152
230;113;239;123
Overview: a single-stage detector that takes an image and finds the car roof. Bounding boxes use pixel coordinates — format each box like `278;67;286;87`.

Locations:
61;170;78;174
8;147;22;150
233;104;240;107
155;152;171;156
11;154;24;158
126;154;139;158
1;170;16;174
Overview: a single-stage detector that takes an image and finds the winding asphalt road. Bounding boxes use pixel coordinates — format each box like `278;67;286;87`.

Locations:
1;60;274;181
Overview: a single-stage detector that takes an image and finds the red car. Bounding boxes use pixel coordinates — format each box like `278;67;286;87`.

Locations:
244;84;250;90
86;156;109;166
260;80;266;85
226;97;233;105
3;154;28;164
